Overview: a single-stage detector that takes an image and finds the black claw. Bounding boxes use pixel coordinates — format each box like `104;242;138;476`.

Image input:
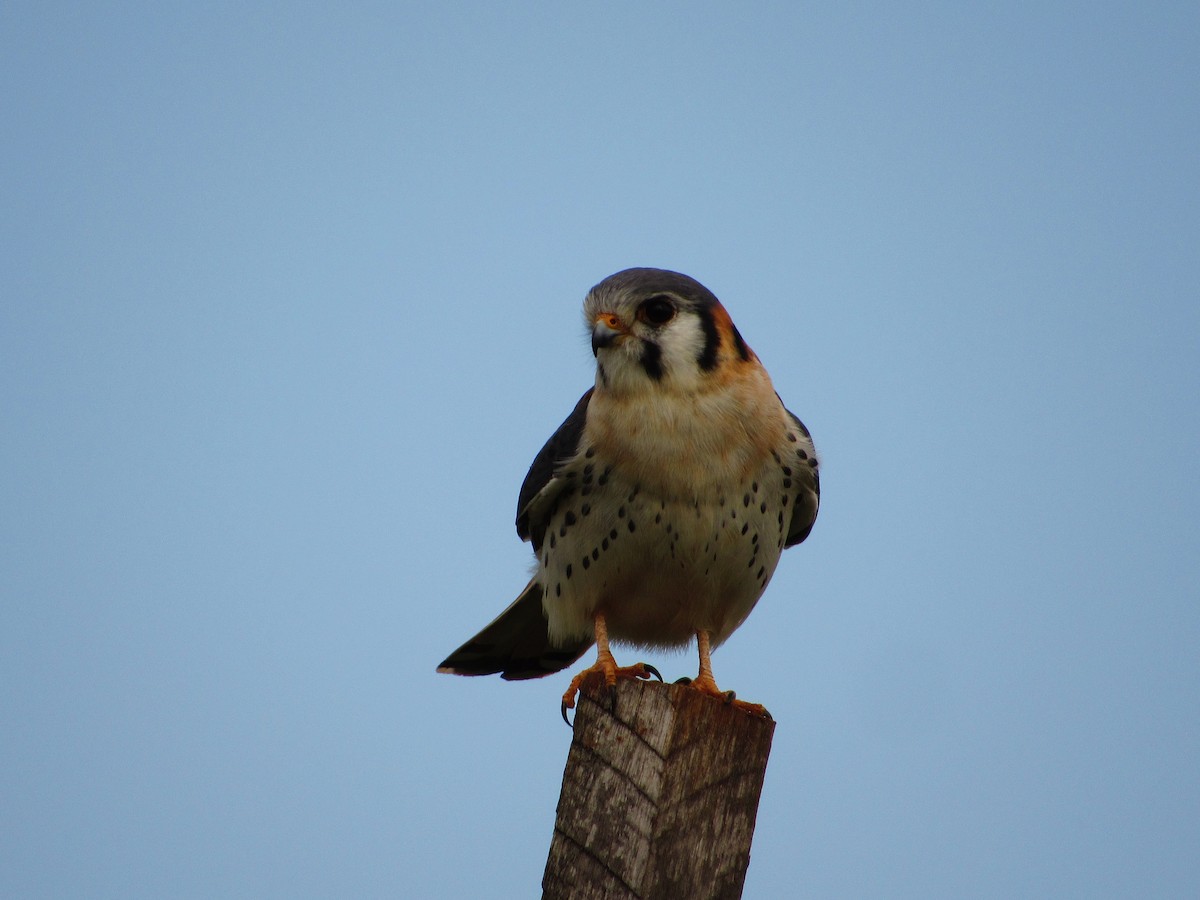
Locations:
642;663;663;682
722;690;737;704
674;676;693;685
561;702;573;727
608;684;619;715
762;707;774;721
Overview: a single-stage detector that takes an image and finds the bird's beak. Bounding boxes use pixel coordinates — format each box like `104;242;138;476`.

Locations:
591;313;626;356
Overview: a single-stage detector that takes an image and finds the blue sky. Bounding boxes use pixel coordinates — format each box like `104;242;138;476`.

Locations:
2;3;1197;897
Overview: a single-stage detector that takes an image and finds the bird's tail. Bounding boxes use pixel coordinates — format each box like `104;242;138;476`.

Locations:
437;579;593;680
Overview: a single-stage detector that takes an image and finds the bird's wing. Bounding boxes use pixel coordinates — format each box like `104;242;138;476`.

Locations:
783;407;820;548
434;390;598;680
515;388;593;554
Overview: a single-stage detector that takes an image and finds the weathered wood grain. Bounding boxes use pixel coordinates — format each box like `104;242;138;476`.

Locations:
543;677;776;900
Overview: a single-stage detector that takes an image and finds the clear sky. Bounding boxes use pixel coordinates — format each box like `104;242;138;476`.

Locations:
2;3;1197;897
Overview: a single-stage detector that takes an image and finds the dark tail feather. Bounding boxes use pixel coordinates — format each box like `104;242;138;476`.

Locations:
437;580;594;681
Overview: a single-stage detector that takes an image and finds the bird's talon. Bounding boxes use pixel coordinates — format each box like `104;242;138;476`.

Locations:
683;654;770;717
561;640;664;723
674;676;693;685
561;702;573;727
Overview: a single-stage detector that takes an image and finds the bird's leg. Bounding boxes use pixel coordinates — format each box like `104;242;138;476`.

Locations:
561;612;661;724
686;629;771;718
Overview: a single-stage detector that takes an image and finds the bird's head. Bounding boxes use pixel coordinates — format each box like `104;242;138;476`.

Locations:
583;268;757;396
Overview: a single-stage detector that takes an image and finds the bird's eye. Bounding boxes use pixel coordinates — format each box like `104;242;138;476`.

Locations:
638;296;676;326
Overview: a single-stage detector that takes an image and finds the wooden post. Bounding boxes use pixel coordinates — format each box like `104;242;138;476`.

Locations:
543;677;776;900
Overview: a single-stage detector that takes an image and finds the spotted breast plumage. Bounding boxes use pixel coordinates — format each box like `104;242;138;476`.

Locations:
438;268;819;718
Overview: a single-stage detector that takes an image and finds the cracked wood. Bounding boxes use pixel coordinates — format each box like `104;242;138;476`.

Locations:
543;677;776;900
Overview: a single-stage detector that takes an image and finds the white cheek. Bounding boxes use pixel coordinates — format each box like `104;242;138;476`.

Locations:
653;317;706;385
596;315;707;394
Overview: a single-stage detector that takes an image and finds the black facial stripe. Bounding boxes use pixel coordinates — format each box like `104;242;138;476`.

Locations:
640;340;664;380
730;323;751;361
696;307;720;371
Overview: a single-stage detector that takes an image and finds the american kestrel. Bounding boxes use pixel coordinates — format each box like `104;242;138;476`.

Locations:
438;268;819;720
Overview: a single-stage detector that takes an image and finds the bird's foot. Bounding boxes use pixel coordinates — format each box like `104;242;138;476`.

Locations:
561;660;661;725
684;671;772;719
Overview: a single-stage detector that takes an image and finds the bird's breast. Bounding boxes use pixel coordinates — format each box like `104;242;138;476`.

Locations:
584;372;787;501
537;376;797;649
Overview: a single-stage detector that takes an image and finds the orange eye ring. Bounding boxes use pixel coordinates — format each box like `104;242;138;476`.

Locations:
597;312;624;331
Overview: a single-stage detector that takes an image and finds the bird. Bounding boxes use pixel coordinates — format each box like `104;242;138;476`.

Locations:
437;267;819;720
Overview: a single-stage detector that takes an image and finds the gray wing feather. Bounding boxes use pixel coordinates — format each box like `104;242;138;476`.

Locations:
438;389;596;680
515;389;592;553
783;407;820;548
